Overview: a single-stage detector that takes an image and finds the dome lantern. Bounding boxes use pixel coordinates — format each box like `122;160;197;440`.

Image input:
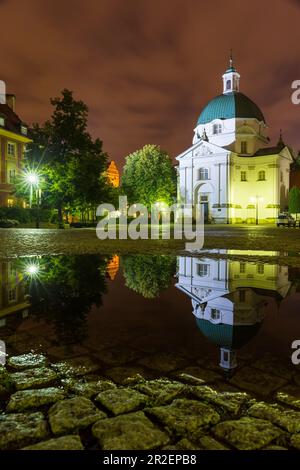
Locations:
222;51;240;94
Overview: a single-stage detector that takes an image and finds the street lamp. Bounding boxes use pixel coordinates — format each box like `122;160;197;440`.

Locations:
25;171;39;208
24;170;42;228
250;196;263;225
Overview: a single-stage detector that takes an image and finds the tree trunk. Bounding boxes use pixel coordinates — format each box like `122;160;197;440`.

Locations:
57;203;64;229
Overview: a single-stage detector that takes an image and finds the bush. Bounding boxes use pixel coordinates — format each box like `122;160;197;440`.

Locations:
0;219;20;228
0;207;53;224
70;221;97;228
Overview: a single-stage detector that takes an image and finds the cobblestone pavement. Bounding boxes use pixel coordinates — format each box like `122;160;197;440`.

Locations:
1;227;300;263
1;347;300;450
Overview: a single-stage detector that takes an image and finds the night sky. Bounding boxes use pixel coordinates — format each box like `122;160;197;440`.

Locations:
1;0;300;167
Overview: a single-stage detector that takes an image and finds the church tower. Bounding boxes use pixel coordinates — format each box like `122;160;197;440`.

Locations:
222;53;240;94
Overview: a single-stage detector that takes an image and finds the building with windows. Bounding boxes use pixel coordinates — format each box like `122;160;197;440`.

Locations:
176;254;292;373
0;84;32;206
176;58;294;223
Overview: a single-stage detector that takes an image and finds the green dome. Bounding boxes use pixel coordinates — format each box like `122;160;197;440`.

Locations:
197;92;265;125
196;318;262;349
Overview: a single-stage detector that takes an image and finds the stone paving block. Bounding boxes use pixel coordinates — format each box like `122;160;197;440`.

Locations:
276;385;300;410
138;352;188;373
248;402;300;433
9;367;58;391
92;411;170;450
23;435;84;450
174;366;222;385
7;353;47;370
62;377;116;398
47;344;89;359
229;366;287;396
52;356;100;377
104;366;149;385
135;379;186;405
148;399;220;437
49;396;106;435
191;385;251;415
162;438;201;450
198;435;230;450
7;387;65;412
291;433;300;450
0;412;48;450
95;387;148;415
213;417;283;450
252;354;294;380
96;347;140;366
263;445;288;450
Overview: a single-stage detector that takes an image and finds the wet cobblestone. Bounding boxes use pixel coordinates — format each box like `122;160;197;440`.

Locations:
1;351;300;450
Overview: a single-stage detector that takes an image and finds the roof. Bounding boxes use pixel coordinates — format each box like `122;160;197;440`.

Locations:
197;92;265;125
0;103;28;137
196;318;262;349
253;146;281;157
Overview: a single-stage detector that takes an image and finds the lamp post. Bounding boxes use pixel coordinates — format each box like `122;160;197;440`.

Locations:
25;171;41;228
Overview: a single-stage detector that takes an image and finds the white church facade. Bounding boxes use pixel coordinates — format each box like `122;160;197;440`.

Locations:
176;59;294;224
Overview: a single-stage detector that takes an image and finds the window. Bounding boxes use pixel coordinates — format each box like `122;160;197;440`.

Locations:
197;263;209;277
198;168;209;180
21;125;27;135
7;142;16;157
258;170;266;181
211;308;220;320
0;116;4;126
239;290;246;302
212;123;222;135
200;194;209;202
8;287;16;303
7;199;14;207
241;171;247;181
257;264;264;274
240;262;246;273
9;169;16;183
241;141;247;154
226;80;231;90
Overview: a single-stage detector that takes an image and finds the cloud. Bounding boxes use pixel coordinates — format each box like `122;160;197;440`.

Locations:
1;0;300;164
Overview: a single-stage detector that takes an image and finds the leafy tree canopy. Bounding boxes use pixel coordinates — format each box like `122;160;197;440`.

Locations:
121;144;177;209
289;186;300;215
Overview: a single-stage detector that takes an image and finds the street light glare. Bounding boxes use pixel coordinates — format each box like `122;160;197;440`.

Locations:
26;172;39;185
25;263;40;276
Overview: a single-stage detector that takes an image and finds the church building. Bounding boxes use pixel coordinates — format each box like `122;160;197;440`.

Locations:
176;58;294;224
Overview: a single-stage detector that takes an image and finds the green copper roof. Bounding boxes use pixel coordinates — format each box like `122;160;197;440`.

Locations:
197;92;265;125
195;318;262;349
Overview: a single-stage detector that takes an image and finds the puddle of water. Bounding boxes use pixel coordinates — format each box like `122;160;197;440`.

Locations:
0;252;300;377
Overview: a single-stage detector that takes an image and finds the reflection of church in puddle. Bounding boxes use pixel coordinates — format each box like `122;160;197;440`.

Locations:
176;254;292;374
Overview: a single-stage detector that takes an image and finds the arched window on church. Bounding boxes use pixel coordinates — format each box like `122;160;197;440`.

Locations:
258;170;266;181
212;123;222;135
226;80;231;90
198;168;209;180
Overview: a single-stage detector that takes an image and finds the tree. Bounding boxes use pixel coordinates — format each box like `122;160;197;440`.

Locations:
27;255;108;346
121;144;177;209
289;186;300;219
21;89;113;227
122;255;176;298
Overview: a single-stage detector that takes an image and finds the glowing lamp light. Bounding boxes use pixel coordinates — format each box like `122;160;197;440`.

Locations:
25;263;40;276
26;172;39;186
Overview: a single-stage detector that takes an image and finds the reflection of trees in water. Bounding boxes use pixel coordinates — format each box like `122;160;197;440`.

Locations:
29;255;108;346
122;255;176;299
